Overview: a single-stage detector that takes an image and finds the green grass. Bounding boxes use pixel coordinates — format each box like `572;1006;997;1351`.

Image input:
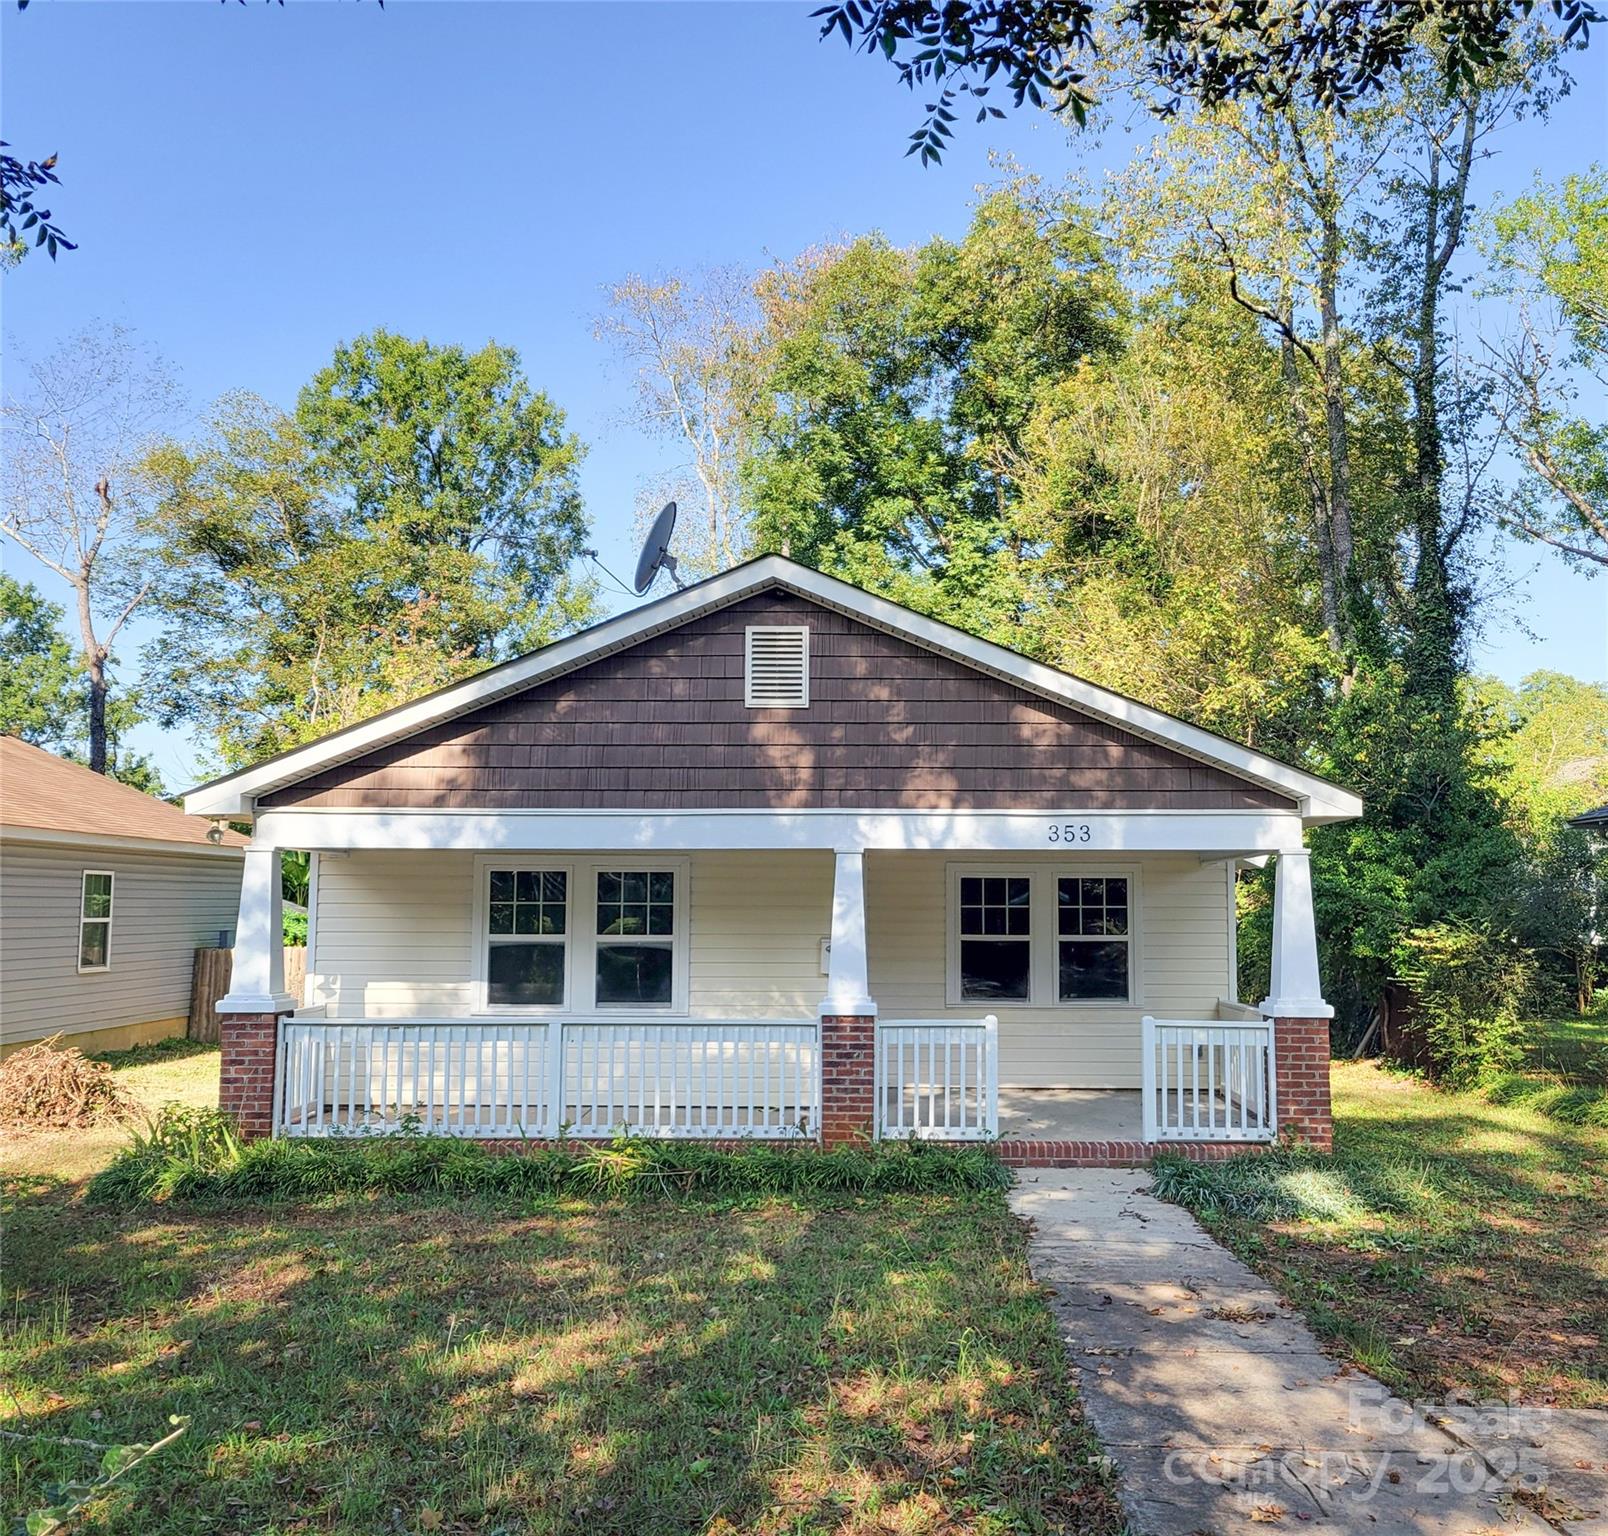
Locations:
1151;1060;1608;1408
0;1047;1119;1535
1522;1004;1608;1086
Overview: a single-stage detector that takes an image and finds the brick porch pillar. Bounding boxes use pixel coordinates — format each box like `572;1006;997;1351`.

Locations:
820;1014;877;1147
1273;1016;1334;1149
217;845;298;1141
1260;847;1335;1150
219;1011;288;1140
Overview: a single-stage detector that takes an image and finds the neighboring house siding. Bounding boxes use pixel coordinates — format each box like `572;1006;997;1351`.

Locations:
261;590;1295;813
307;848;1231;1087
0;842;242;1045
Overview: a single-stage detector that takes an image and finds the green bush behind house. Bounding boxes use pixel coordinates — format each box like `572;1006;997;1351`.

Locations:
88;1106;1012;1206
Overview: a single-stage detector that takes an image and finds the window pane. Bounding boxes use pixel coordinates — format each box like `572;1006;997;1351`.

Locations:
79;920;109;969
489;870;514;902
515;871;538;903
960;903;984;936
960;939;1030;1001
515;903;540;936
622;871;649;903
598;871;621;902
1007;904;1030;935
649;872;674;902
596;944;673;1006
648;904;674;936
1058;940;1129;1000
984;877;1006;905
960;877;983;905
983;906;1006;935
489;902;515;935
488;943;564;1007
82;874;112;919
542;872;568;904
1007;878;1030;906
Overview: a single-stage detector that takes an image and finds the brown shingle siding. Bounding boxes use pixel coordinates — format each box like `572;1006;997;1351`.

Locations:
259;588;1296;812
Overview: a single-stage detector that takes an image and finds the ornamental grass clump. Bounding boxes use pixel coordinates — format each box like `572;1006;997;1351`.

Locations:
88;1104;1012;1206
0;1035;141;1133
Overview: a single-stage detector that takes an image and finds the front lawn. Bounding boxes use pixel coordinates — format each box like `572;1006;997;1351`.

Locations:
1153;1059;1608;1408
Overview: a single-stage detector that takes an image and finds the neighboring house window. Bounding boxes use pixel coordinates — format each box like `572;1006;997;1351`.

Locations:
595;869;677;1007
477;860;688;1013
78;871;114;972
745;626;809;708
1056;875;1131;1000
956;873;1032;1002
486;870;568;1006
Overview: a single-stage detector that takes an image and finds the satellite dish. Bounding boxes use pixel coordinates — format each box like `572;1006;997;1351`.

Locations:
633;500;684;595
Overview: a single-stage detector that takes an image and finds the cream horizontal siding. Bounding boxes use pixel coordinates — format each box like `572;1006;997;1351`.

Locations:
866;851;1232;1089
309;849;834;1021
0;840;243;1045
308;847;1230;1087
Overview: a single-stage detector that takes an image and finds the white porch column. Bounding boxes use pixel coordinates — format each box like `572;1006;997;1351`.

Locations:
218;845;297;1014
821;849;877;1018
1259;848;1333;1019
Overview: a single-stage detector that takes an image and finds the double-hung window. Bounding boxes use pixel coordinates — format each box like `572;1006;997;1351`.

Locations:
78;871;114;972
947;865;1137;1006
478;860;686;1012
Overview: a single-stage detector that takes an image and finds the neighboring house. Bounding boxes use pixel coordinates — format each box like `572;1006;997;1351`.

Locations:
185;557;1363;1163
0;737;247;1056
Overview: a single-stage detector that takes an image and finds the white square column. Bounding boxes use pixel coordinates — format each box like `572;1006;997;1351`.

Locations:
217;845;297;1015
820;849;877;1019
1259;848;1333;1019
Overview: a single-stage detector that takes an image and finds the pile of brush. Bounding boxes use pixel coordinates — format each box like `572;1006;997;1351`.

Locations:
0;1035;141;1133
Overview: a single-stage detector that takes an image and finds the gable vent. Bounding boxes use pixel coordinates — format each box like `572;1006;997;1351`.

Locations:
745;626;810;708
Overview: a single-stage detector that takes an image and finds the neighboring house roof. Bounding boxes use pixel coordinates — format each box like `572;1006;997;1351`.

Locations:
184;555;1365;824
0;737;248;855
1569;803;1608;830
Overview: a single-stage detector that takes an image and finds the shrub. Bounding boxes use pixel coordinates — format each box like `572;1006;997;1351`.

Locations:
1396;922;1532;1088
1149;1146;1444;1225
0;1036;141;1132
88;1106;1012;1206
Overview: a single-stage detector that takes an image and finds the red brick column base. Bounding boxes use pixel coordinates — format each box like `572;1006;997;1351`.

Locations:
1273;1016;1333;1150
219;1012;286;1141
820;1014;877;1147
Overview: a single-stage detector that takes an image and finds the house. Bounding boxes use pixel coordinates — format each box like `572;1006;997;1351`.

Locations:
184;557;1362;1164
0;737;247;1056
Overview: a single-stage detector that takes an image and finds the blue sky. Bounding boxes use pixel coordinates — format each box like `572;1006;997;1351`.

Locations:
3;1;1605;789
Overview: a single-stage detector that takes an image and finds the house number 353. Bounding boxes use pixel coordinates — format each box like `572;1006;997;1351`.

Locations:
1047;823;1093;843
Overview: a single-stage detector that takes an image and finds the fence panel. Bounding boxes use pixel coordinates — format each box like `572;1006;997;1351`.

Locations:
1141;1017;1277;1143
189;946;307;1042
875;1018;998;1140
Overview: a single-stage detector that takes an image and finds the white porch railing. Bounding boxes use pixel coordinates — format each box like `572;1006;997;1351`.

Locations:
275;1018;818;1140
875;1017;999;1141
1141;1016;1277;1143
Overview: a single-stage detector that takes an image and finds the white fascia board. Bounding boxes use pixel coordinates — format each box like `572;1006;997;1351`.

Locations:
254;806;1308;856
186;554;1363;825
0;826;247;860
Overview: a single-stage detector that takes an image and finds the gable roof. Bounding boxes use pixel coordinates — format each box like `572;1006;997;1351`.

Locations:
2;737;248;853
184;556;1364;824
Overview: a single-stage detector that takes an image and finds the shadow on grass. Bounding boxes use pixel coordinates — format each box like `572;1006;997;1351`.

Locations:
0;1180;1119;1536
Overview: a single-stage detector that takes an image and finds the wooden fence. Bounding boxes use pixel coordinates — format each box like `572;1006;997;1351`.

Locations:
188;946;307;1042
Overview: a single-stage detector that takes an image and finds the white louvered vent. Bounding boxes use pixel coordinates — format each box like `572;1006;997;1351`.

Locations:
745;626;810;708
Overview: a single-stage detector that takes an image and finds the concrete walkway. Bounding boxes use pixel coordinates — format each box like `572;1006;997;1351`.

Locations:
1010;1168;1608;1535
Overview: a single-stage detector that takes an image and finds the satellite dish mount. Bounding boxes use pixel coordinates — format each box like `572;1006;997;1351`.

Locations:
633;500;684;595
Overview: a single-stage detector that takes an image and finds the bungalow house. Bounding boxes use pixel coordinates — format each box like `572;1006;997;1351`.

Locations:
184;557;1361;1164
1;736;247;1056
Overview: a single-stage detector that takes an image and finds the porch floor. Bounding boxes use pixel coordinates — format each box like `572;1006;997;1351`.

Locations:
997;1087;1144;1143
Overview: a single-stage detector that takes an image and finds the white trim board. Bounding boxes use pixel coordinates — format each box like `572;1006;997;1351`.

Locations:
183;555;1364;824
253;807;1308;856
1;826;246;860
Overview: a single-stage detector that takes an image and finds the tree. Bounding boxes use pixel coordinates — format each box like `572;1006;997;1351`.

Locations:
0;143;74;266
814;0;1597;163
1483;167;1608;566
146;334;596;766
0;571;164;791
596;271;757;577
1;324;177;773
0;572;80;747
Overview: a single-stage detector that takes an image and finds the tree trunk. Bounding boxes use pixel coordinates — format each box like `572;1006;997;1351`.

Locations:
72;574;110;775
1316;140;1354;641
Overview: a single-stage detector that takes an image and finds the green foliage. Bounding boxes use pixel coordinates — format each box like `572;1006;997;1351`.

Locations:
281;910;308;945
1396;922;1533;1087
1480;1070;1608;1128
144;333;597;767
10;1417;187;1536
1150;1146;1442;1225
89;1106;1011;1207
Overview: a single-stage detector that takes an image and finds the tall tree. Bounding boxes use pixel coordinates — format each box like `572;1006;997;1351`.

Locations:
1482;167;1608;565
596;271;757;577
0;324;177;772
0;571;80;748
147;335;595;766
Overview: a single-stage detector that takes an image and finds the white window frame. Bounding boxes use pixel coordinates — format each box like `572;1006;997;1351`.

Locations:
945;865;1038;1009
945;861;1143;1008
78;869;114;974
1051;868;1139;1006
471;855;691;1016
